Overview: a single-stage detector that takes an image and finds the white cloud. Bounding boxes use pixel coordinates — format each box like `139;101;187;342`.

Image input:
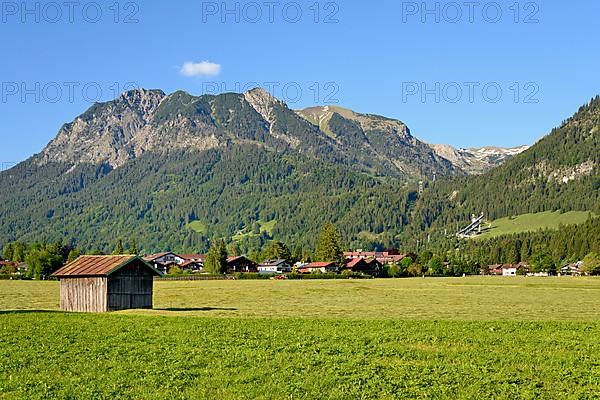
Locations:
180;61;221;77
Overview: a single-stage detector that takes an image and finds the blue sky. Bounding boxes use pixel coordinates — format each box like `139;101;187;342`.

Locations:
1;0;599;165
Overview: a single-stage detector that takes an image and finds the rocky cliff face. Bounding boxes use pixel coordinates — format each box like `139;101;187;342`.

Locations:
34;88;459;178
430;144;529;174
296;105;456;177
38;89;167;169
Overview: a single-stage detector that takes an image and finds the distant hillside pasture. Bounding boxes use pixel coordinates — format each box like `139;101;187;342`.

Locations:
186;221;207;234
231;220;277;242
476;211;596;239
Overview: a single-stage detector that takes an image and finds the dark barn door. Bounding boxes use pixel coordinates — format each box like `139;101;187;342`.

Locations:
107;261;154;311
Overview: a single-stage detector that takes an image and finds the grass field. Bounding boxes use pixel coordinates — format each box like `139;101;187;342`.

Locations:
476;211;595;239
3;277;600;320
2;278;600;399
186;221;207;234
232;220;277;241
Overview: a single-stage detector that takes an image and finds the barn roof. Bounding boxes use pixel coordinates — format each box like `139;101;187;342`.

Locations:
52;255;162;278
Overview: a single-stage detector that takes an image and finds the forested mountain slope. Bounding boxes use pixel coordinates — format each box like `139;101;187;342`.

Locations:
1;88;451;252
0;145;416;252
2;89;597;254
406;96;600;244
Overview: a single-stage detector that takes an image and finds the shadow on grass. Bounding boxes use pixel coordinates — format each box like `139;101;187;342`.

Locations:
156;307;238;312
0;310;61;315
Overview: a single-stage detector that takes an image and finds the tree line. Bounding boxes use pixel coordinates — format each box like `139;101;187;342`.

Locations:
3;216;599;279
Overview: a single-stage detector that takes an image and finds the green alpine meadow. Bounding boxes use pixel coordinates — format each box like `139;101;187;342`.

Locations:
2;278;600;399
2;2;600;398
0;91;599;399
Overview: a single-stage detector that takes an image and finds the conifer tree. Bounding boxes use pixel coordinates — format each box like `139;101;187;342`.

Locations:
205;239;228;274
130;239;139;255
262;241;291;261
113;239;124;255
315;222;344;264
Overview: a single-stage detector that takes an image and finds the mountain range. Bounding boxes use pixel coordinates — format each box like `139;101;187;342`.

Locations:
296;105;528;175
36;88;523;178
429;144;529;174
37;88;455;178
0;89;597;253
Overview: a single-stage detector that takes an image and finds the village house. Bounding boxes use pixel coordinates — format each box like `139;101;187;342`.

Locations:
342;258;382;276
560;261;582;276
486;264;509;276
293;261;308;272
258;259;292;274
178;260;204;273
178;254;206;272
502;264;519;276
0;260;18;273
227;256;257;273
143;252;206;274
485;263;529;276
51;255;162;312
143;252;185;274
486;264;504;275
344;249;416;265
297;262;338;274
179;254;206;263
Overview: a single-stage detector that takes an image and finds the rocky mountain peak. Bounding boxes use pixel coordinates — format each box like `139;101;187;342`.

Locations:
243;87;284;123
37;89;168;169
120;88;166;122
32;87;497;178
120;88;166;102
296;105;412;141
430;144;529;174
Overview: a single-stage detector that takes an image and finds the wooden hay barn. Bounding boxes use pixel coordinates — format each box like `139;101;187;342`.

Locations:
51;255;162;313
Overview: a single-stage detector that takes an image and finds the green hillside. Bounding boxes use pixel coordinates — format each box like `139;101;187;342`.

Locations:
0;145;415;254
0;93;598;257
476;211;596;239
0;88;457;254
404;96;600;248
231;220;277;241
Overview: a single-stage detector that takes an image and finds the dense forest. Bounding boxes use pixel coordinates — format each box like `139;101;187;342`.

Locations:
0;93;598;264
402;96;600;245
0;144;417;254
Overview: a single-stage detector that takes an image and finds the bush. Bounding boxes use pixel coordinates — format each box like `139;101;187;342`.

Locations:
407;264;423;277
582;253;600;275
232;273;271;280
168;266;184;275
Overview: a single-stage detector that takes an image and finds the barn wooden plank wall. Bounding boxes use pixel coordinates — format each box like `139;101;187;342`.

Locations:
60;277;108;312
54;257;159;313
107;263;154;311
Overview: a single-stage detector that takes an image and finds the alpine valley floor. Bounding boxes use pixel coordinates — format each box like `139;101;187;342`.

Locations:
1;278;600;399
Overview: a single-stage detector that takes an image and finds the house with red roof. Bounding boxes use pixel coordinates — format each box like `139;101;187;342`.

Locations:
342;257;382;276
297;262;338;274
343;249;416;265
